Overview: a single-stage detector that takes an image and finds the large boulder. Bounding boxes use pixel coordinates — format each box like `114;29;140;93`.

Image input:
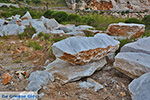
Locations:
41;16;59;30
21;11;32;20
52;33;120;65
30;20;48;34
120;37;150;54
45;58;107;83
114;37;150;78
0;24;25;36
128;72;150;100
114;52;150;78
107;23;145;39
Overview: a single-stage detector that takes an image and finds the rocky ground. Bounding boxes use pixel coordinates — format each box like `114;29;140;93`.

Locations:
0;8;149;100
0;35;132;100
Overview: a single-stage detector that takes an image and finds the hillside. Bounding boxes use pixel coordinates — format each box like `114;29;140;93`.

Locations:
0;1;150;100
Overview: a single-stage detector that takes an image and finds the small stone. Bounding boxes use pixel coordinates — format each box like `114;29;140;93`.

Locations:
119;92;126;97
1;73;12;85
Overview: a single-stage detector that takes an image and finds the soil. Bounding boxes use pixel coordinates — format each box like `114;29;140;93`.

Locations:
0;35;132;100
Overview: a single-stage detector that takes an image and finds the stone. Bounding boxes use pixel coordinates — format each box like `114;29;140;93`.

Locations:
65;0;150;11
0;19;5;26
52;33;120;65
114;52;150;78
75;25;94;31
41;16;59;30
107;23;145;39
120;37;150;55
0;3;19;8
79;78;104;92
0;24;25;36
45;58;107;83
128;72;150;100
21;11;32;20
1;73;12;85
50;30;65;34
26;71;54;91
57;25;75;33
30;20;47;34
66;31;85;36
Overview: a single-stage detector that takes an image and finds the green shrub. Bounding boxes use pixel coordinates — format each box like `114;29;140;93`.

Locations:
51;11;68;23
125;18;142;24
44;10;68;23
32;0;41;4
27;41;42;50
142;15;150;29
68;14;81;22
81;16;96;26
43;10;56;18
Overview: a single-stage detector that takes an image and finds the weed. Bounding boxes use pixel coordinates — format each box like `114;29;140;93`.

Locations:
27;41;43;50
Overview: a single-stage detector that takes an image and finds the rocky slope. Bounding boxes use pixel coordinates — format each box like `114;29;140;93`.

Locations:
65;0;150;11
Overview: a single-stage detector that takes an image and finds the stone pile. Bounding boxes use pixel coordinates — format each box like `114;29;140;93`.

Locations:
45;33;120;83
65;0;150;12
0;11;99;37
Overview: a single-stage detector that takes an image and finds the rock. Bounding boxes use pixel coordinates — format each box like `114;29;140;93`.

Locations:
26;71;54;91
66;31;85;36
30;20;47;34
114;52;150;78
128;72;150;100
120;37;150;55
79;78;104;92
75;25;94;31
52;33;120;65
50;30;65;34
45;58;107;83
1;73;12;85
107;23;145;39
0;3;19;8
114;37;150;78
15;71;27;80
21;11;32;20
0;24;25;36
0;19;5;26
7;15;21;21
41;16;59;30
57;25;75;33
66;0;150;11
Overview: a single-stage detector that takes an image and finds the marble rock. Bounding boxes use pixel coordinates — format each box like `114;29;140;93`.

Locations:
52;33;120;65
45;58;107;83
129;72;150;100
107;23;145;39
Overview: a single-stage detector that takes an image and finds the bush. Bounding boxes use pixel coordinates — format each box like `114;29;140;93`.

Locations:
43;10;56;18
125;18;142;24
68;14;81;22
142;15;150;29
81;16;96;26
32;0;41;4
44;10;68;23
